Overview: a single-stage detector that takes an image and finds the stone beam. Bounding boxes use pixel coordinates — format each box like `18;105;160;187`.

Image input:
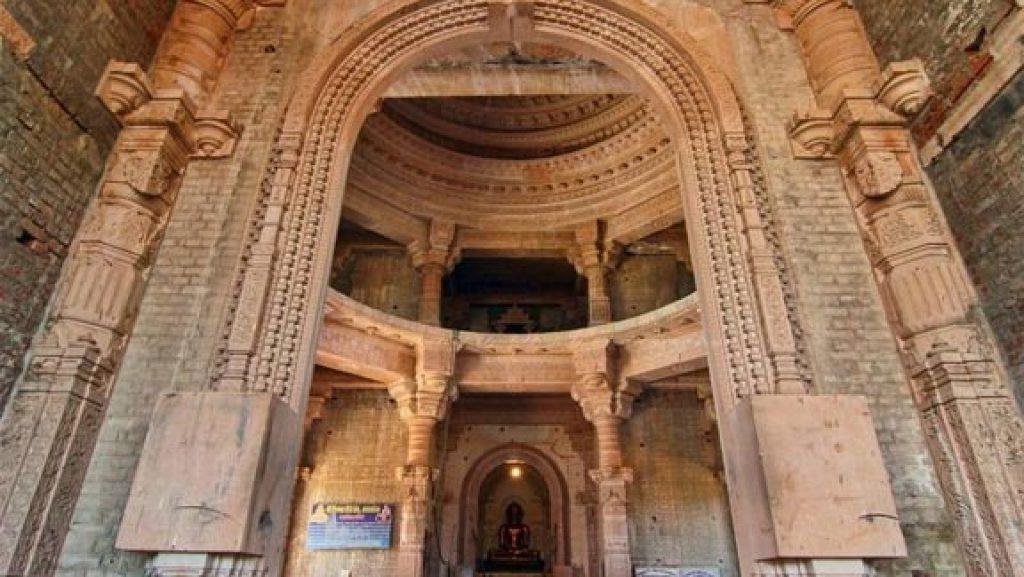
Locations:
343;186;428;246
455;352;576;393
384;65;633;98
619;330;706;383
315;321;417;384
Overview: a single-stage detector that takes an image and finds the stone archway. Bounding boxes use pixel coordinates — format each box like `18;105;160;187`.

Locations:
113;3;906;577
209;2;806;576
458;443;572;571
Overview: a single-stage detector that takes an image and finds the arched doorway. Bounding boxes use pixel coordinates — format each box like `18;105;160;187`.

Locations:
459;443;572;573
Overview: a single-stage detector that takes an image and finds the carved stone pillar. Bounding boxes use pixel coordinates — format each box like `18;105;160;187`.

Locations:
572;222;614;326
571;341;633;577
775;0;1024;574
409;220;456;326
387;338;457;577
0;2;254;574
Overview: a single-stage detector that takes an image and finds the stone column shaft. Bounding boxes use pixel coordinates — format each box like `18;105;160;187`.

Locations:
417;263;446;326
779;1;1024;574
571;344;633;577
388;367;455;577
585;264;612;326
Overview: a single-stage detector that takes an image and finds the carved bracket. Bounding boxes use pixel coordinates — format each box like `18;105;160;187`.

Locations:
874;58;933;118
788;108;835;159
95;61;154;118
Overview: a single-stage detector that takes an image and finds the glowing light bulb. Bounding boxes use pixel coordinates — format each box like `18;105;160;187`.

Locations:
509;465;523;479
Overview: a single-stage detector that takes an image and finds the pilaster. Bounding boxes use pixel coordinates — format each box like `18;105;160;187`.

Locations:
769;0;1024;574
0;3;260;575
570;222;618;326
387;336;458;577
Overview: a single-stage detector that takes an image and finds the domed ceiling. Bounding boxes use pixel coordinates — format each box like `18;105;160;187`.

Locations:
341;41;686;250
382;93;643;159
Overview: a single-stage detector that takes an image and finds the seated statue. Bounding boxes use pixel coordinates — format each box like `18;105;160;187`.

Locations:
483;501;543;572
498;502;531;554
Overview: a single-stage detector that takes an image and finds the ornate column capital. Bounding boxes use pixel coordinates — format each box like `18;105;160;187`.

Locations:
408;220;457;271
96;61;241;160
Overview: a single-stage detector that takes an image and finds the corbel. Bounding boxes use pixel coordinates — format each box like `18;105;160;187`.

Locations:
874;58;933;118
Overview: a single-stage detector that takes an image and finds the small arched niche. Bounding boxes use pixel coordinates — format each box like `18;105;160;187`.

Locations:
477;462;551;569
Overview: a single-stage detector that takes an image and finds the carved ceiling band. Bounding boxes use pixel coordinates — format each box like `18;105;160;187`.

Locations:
214;0;807;414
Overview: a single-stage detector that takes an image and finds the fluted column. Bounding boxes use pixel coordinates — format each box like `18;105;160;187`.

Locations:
571;342;633;577
776;1;1024;574
0;3;256;575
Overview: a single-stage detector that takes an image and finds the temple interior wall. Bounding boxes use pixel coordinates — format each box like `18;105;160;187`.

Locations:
26;0;1007;575
283;390;407;577
0;0;176;410
608;255;694;321
622;390;739;577
332;249;422;321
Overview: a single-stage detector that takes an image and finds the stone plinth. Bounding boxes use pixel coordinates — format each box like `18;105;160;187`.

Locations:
726;395;906;560
117;391;297;554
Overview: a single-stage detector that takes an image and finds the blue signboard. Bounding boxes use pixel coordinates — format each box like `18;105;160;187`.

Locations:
306;503;394;550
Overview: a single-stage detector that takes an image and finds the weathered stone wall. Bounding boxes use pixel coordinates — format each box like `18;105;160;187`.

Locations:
0;0;175;410
333;250;421;321
623;389;738;576
926;71;1024;407
608;255;692;321
283;390;406;577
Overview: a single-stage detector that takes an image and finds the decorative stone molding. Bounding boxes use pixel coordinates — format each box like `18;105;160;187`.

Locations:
774;1;1024;574
203;3;818;577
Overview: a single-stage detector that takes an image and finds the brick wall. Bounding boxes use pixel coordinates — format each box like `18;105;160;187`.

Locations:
284;391;406;577
623;390;738;575
853;0;1015;143
926;71;1024;407
854;0;1024;407
0;0;175;410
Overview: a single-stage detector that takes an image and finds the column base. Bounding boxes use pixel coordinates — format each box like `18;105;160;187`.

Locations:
755;559;875;577
148;553;266;577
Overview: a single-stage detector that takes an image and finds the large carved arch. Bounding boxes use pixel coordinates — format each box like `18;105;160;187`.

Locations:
207;1;812;575
218;0;804;409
